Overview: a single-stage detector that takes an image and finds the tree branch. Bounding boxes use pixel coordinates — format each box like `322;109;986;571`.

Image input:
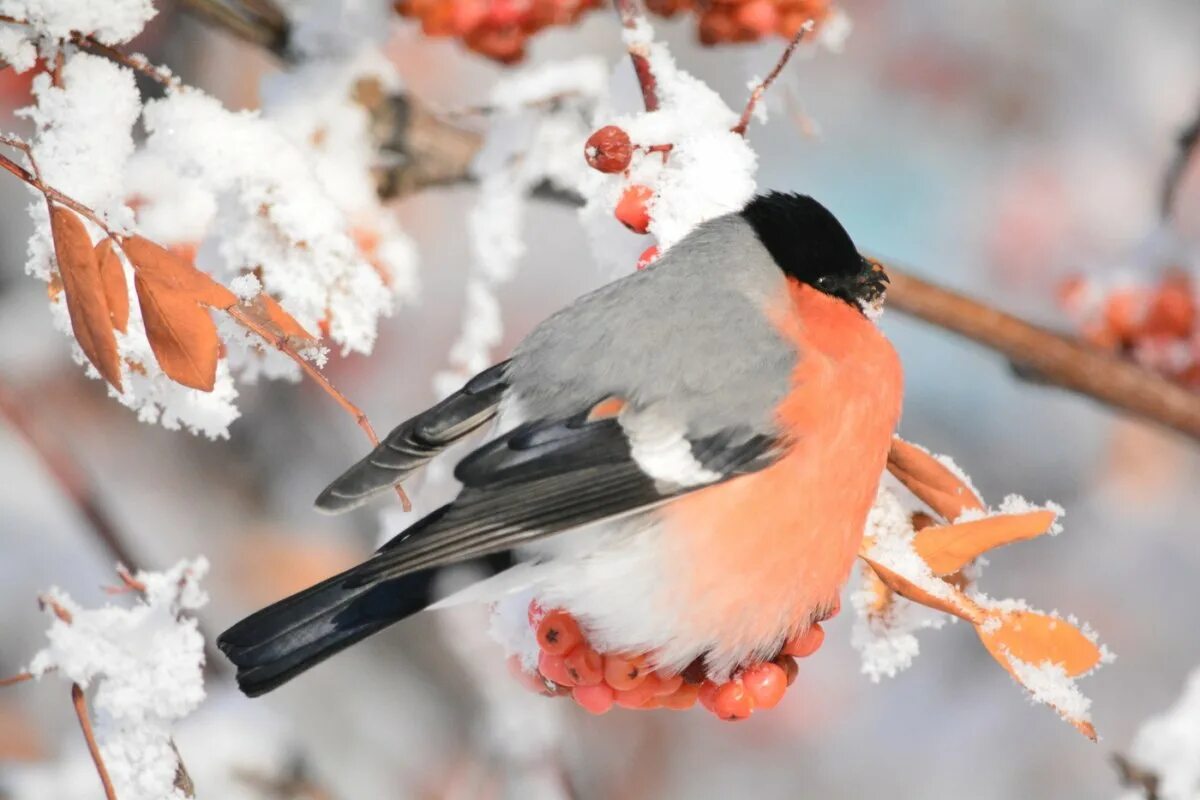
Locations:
72;683;118;800
883;266;1200;440
175;0;291;57
613;0;660;112
733;24;810;136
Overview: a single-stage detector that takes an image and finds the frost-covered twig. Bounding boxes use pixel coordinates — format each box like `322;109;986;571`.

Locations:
884;266;1200;440
72;683;118;800
0;14;178;87
732;23;811;136
613;0;659;112
0;671;34;687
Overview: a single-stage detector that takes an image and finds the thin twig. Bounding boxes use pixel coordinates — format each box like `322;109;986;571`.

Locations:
72;683;118;800
732;23;811;136
883;265;1200;440
613;0;659;112
0;14;179;87
1161;100;1200;222
0;672;34;687
227;306;413;511
0;381;142;570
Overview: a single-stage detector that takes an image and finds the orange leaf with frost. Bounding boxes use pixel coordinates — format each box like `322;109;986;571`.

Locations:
49;206;123;391
887;438;984;521
978;610;1103;679
859;556;980;623
913;510;1058;576
133;274;221;392
121;236;236;310
251;293;317;347
94;239;129;333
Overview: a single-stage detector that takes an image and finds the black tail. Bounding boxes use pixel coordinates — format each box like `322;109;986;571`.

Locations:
217;566;438;697
218;547;516;697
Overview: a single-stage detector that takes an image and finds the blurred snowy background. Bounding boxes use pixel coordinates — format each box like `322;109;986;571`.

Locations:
2;0;1200;798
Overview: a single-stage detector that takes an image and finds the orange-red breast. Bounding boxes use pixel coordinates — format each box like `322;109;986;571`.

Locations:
218;193;902;695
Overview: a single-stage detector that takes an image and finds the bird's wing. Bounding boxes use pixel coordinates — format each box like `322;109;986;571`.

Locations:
347;408;784;586
315;361;510;512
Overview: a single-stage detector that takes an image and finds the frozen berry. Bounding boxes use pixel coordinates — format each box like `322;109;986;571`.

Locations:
660;681;701;710
636;245;660;270
774;654;799;686
653;673;684;696
698;680;720;712
603;654;649;691
565;646;605;686
741;662;787;709
713;679;754;720
538;651;575;687
782;622;824;657
734;0;777;34
585;126;633;173
615;184;654;234
572;683;615;714
614;673;663;708
527;599;546;629
537;610;583;655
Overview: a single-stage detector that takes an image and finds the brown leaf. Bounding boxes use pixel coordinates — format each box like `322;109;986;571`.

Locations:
257;293;317;346
859;556;981;623
978;610;1103;678
122;236;237;310
887;438;985;521
134;275;220;391
94;238;129;332
49;206;123;391
913;510;1058;576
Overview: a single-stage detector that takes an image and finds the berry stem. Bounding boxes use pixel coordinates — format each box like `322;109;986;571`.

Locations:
732;22;811;136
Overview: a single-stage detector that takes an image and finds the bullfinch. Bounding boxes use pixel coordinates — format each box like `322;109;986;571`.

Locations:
218;192;902;697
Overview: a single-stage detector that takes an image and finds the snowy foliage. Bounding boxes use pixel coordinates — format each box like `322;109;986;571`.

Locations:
1121;667;1200;800
6;5;416;438
26;559;209;800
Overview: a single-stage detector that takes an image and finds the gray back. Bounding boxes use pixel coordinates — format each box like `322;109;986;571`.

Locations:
507;213;797;438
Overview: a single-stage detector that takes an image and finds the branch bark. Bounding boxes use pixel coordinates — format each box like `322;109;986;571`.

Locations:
883;266;1200;440
73;683;118;800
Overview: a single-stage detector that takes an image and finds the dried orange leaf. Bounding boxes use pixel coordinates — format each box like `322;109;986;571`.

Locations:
258;293;316;345
978;610;1103;678
887;438;985;521
134;275;220;391
49;206;123;391
859;556;980;623
914;510;1058;576
122;236;236;310
95;238;129;333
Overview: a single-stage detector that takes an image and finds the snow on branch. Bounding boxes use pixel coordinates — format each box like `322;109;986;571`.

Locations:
2;560;210;800
0;6;417;441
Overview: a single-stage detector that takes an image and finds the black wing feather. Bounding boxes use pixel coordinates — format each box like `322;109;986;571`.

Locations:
315;361;510;512
349;416;781;586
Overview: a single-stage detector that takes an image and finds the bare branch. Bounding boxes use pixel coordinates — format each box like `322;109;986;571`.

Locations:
0;672;34;688
176;0;291;56
733;23;811;136
883;265;1200;440
72;683;118;800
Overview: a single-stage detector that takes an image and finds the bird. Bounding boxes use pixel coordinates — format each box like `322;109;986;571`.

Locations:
217;192;903;698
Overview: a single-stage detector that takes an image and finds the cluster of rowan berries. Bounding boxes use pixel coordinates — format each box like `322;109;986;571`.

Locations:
510;599;835;720
395;0;835;62
393;0;602;63
582;125;664;268
1059;270;1200;388
646;0;834;45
